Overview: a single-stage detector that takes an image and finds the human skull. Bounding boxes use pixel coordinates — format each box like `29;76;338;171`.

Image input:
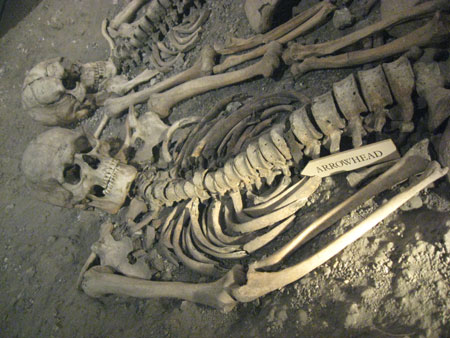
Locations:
22;57;117;126
21;127;138;214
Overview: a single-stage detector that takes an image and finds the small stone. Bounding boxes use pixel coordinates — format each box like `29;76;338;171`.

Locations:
297;309;308;325
400;195;423;211
333;8;354;30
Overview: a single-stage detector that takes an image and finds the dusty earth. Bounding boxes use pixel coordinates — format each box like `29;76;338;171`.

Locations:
1;0;450;337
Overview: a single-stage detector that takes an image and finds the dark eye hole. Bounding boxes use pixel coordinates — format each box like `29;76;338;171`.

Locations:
82;155;100;169
62;77;77;90
74;136;93;154
63;164;81;184
90;185;105;197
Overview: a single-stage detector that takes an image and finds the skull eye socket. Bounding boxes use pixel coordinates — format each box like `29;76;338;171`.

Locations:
62;77;77;90
82;155;100;169
63;164;81;184
74;136;93;153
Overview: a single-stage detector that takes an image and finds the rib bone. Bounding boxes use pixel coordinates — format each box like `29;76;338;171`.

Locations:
148;42;283;118
252;139;432;269
232;161;448;303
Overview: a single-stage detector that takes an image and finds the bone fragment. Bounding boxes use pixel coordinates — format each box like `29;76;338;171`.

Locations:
346;159;399;188
148;42;283;118
382;57;415;133
414;61;450;131
216;1;327;55
282;0;448;64
213;2;335;74
245;0;281;34
82;264;244;312
104;45;217;117
150;44;183;72
311;91;346;153
161;116;200;163
332;74;367;148
208;200;245;245
233;161;448;303
184;224;220;265
291;13;450;77
168;28;201;53
358;65;393;133
252;139;432;269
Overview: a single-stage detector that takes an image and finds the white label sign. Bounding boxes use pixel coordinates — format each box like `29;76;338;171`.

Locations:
301;139;400;177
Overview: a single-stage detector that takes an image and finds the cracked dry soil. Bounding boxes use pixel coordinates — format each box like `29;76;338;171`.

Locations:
1;0;449;337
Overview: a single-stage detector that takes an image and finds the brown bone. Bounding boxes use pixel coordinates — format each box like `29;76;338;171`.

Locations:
290;13;450;77
282;0;449;64
148;41;283;118
213;2;335;74
103;45;217;118
232;161;448;303
253;139;432;269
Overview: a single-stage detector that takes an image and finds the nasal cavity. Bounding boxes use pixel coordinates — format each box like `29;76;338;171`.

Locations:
82;155;100;169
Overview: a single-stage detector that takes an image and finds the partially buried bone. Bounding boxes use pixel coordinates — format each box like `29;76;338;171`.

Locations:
290;13;450;77
244;0;281;34
332;74;367;148
81;264;244;312
104;45;217;118
232;161;448;303
252;139;432;270
217;1;328;55
414;61;450;131
91;221;153;279
213;2;335;74
346;159;399;188
282;0;448;64
357;65;393;133
148;42;283;118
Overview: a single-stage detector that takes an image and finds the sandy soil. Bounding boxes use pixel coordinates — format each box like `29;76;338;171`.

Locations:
1;0;449;337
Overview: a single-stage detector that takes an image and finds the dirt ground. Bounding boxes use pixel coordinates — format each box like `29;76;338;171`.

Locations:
1;0;449;337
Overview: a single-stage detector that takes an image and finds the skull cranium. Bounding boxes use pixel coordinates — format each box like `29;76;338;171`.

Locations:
22;57;118;126
21;127;137;214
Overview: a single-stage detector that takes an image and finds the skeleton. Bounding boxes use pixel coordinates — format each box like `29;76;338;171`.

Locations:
19;0;450;312
21;53;449;310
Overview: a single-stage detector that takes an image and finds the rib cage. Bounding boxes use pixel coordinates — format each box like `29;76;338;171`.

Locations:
135;56;419;274
109;0;205;63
